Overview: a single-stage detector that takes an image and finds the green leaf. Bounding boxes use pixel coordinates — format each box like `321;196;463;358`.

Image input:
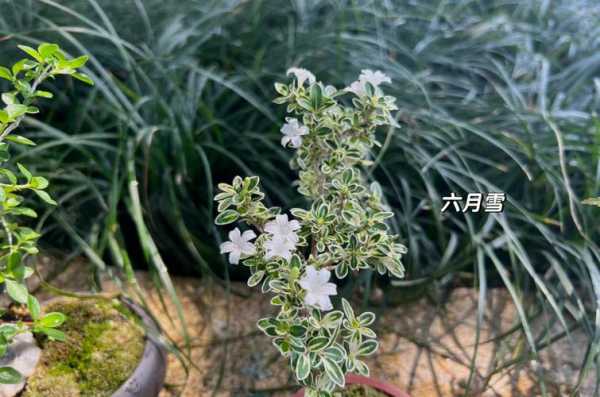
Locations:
0;110;8;123
214;209;239;225
7;251;22;273
34;90;53;99
16;163;31;181
0;143;9;162
0;367;23;384
357;340;378;356
34;190;57;205
354;359;370;376
321;310;343;328
27;295;41;320
290;254;302;269
247;270;265;287
71;72;94;86
357;312;375;326
17;45;43;63
322;357;345;387
310;84;323;110
295;353;311;381
5;104;27;118
274;82;288;96
323;345;346;362
30;176;49;189
0;169;16;184
307;336;329;352
341;298;355;321
37;312;66;328
35;327;65;341
13;207;37;218
0;67;11;81
289;325;307;338
0;324;18;339
38;43;60;59
67;55;89;69
1;93;16;105
11;59;29;76
5;279;28;304
5;135;35;146
245;175;260;191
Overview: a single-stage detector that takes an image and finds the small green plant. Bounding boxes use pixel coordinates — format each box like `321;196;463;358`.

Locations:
0;43;93;383
214;68;405;396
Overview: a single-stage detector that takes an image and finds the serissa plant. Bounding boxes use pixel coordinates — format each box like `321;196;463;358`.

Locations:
0;43;92;384
214;68;406;396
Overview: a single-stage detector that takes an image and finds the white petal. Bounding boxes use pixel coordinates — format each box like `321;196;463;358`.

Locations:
304;292;319;306
281;248;293;261
346;80;365;96
317;295;333;311
220;241;235;254
276;214;288;221
299;277;311;290
305;265;318;279
228;228;242;243
298;125;309;136
289;220;301;231
285;232;299;244
241;230;256;241
281;136;290;147
321;282;337;296
316;268;331;283
228;250;241;265
264;223;277;235
241;242;256;255
290;136;302;148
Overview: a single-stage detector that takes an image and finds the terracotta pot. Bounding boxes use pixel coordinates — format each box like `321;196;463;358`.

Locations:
292;374;410;397
112;298;168;397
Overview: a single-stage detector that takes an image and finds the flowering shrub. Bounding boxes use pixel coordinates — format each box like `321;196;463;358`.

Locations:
0;43;92;383
214;68;406;396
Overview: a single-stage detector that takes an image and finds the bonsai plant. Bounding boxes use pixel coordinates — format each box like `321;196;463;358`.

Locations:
0;43;166;397
214;68;407;396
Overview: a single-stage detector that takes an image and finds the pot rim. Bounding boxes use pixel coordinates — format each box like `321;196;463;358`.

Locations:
292;374;410;397
112;297;168;397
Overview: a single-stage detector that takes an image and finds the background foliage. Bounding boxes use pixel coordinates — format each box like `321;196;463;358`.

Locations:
0;0;599;394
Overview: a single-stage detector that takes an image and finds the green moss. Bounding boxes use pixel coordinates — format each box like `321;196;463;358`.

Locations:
23;298;145;397
334;385;390;397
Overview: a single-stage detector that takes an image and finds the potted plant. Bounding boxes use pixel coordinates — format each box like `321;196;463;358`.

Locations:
214;68;409;396
0;43;166;397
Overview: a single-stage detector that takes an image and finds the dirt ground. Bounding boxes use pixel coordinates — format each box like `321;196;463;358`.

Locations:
22;256;596;397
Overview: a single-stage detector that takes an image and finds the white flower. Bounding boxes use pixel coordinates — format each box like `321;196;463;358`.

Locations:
265;214;300;243
280;118;309;148
360;69;392;86
219;228;256;265
299;266;337;311
345;69;392;96
264;235;296;262
286;67;316;87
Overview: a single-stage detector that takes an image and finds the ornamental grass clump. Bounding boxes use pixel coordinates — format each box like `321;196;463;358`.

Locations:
214;69;405;396
0;43;92;383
